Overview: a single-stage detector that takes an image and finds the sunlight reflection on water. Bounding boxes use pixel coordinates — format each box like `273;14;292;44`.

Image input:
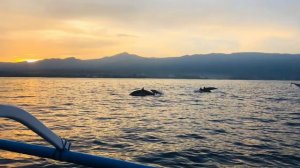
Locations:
0;78;300;167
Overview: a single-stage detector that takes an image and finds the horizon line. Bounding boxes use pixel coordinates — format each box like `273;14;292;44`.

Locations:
2;51;300;63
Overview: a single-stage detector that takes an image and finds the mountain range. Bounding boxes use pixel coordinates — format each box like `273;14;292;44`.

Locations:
1;52;300;80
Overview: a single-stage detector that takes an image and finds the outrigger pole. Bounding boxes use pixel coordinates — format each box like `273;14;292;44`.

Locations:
0;105;152;168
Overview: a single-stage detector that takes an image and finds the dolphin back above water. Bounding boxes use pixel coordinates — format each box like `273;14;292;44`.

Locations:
197;87;217;93
130;88;162;96
291;83;300;88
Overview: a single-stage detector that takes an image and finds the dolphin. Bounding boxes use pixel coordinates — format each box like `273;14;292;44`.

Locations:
130;88;162;96
198;87;217;93
291;83;300;88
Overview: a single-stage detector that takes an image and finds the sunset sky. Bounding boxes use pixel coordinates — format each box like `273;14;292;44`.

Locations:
1;0;300;62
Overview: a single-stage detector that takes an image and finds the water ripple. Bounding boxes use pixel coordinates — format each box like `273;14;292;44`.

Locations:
0;78;300;167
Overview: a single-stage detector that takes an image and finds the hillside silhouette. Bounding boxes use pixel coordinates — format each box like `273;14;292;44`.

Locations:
1;52;300;80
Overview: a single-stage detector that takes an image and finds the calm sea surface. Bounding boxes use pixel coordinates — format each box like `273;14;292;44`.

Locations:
0;78;300;167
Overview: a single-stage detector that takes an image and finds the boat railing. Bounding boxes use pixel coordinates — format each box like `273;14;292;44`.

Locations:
0;104;152;168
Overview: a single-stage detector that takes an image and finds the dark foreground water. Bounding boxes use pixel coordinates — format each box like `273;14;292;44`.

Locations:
0;78;300;167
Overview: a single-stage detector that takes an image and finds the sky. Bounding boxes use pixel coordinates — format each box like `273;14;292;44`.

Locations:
1;0;300;62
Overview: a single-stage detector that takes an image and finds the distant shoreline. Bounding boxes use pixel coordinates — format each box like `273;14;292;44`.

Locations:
0;76;298;81
1;52;300;81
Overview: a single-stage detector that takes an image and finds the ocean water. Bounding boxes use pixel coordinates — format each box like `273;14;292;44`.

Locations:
0;78;300;167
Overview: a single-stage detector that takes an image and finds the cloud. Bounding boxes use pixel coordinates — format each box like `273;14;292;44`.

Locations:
0;0;300;61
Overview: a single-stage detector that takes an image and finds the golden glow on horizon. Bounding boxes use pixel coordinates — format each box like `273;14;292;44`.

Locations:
26;59;39;63
16;59;40;63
